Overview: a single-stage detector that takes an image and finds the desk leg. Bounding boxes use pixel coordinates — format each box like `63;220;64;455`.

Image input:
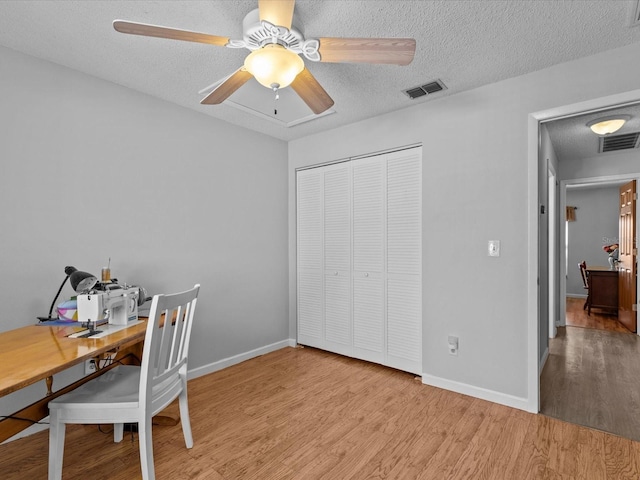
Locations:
45;376;53;396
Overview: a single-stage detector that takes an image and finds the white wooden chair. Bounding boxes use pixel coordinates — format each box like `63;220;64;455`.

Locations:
48;284;200;480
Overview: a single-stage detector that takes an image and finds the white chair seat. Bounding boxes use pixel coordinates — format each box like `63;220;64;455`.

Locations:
49;366;140;423
48;284;200;480
54;365;140;404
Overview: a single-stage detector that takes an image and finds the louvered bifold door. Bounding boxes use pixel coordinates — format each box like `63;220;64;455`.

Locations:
386;148;422;375
323;163;353;355
297;147;422;375
352;156;385;364
297;168;324;348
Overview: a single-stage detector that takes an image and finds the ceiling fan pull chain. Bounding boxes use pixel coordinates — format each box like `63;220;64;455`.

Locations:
272;85;280;115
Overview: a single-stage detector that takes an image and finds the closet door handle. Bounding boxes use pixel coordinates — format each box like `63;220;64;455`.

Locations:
364;273;369;277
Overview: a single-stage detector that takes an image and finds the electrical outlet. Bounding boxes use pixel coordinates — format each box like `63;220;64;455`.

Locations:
448;335;459;356
85;359;97;375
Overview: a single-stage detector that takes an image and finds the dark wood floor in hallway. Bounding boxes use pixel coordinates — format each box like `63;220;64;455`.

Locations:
541;297;640;442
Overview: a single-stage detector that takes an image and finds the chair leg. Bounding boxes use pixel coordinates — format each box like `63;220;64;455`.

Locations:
138;416;155;480
584;293;590;311
114;423;124;443
178;387;194;448
48;410;65;480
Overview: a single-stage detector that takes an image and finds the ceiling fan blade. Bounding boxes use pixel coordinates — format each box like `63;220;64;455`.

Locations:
113;20;229;46
200;68;253;105
258;0;295;30
290;68;334;115
317;37;416;65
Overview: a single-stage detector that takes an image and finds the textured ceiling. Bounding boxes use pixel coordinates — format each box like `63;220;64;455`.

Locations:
546;103;640;162
0;0;639;145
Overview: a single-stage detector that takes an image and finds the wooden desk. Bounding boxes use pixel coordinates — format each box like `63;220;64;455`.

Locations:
586;266;618;316
0;321;146;443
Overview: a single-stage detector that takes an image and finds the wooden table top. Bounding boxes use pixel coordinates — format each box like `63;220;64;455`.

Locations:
0;321;147;397
587;265;618;272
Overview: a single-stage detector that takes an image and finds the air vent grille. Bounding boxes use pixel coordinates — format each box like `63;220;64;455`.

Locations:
599;132;640;153
404;80;447;99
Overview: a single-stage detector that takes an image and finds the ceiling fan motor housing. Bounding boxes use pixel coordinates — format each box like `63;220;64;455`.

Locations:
241;8;305;51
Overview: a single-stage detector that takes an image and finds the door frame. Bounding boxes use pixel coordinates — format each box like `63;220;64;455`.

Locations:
527;88;640;413
559;175;640;331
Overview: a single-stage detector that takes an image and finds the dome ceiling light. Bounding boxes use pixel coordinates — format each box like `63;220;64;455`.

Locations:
587;115;631;135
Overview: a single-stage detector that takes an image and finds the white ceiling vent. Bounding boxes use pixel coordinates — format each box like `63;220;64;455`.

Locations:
403;80;447;100
599;132;640;153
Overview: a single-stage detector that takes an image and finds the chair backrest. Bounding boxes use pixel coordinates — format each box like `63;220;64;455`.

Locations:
139;284;200;416
579;261;588;288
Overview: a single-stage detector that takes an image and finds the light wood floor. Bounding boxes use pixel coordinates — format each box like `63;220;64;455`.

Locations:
541;297;640;443
3;347;640;479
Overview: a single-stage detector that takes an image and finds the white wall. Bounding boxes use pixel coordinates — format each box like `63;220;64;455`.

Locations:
559;149;640;181
0;46;289;422
288;41;640;410
565;187;620;296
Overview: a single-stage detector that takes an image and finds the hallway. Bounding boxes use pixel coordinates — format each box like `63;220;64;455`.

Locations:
540;298;640;441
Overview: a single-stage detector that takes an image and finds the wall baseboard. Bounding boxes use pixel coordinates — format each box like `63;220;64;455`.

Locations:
421;373;534;413
188;339;296;380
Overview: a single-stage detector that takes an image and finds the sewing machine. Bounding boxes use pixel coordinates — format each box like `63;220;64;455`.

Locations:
76;285;140;326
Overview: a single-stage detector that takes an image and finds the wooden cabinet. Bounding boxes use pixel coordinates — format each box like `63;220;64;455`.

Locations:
587;266;618;316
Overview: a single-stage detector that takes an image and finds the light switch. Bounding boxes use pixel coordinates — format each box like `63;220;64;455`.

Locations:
488;240;500;257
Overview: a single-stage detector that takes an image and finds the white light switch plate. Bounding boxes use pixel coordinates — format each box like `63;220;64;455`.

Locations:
488;240;500;257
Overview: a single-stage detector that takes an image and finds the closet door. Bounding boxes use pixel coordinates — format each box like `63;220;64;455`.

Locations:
296;168;324;348
296;146;422;376
386;148;422;374
352;156;385;364
323;163;352;355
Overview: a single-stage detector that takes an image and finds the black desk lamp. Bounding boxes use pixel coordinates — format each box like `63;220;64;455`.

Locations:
37;266;98;322
69;267;98;293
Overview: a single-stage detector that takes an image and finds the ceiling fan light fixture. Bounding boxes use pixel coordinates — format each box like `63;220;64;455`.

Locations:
587;115;631;135
244;43;304;89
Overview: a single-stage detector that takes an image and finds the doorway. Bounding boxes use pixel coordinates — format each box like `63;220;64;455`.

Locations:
530;91;640;437
559;175;639;329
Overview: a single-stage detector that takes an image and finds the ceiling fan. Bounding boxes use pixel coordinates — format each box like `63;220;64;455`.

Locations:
113;0;416;115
